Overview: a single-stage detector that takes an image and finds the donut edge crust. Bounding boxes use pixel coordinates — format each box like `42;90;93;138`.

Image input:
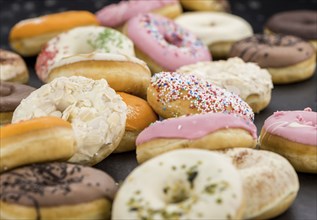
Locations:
114;130;140;153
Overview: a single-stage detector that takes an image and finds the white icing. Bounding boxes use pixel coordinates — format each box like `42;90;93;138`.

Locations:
177;57;273;101
12;76;127;164
112;149;244;220
0;64;24;81
175;12;253;45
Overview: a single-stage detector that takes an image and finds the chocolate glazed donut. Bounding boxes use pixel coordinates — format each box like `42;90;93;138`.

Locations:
229;34;316;84
0;162;118;220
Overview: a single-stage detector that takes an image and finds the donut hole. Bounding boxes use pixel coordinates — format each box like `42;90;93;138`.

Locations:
163;180;191;204
164;34;184;48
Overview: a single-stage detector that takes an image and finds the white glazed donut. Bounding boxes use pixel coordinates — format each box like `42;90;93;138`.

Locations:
175;12;253;58
112;149;245;220
177;57;273;113
12;76;127;166
219;148;299;220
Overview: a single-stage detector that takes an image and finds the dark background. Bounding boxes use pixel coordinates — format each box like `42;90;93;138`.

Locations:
0;0;316;220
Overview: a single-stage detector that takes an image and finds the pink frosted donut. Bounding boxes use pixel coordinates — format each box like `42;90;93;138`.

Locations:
96;0;182;28
136;112;257;163
260;107;317;173
125;13;211;72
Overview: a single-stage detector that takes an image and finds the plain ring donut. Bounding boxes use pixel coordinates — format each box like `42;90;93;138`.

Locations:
12;76;127;166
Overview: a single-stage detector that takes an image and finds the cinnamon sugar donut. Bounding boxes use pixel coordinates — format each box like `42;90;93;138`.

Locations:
147;72;254;120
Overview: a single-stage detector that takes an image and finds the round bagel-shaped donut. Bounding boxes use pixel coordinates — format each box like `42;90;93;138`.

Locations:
125;13;211;73
147;72;254;120
112;149;244;220
136;112;257;163
0;162;117;220
175;12;253;58
219;148;299;219
259;108;317;173
229;34;316;84
12;76;127;166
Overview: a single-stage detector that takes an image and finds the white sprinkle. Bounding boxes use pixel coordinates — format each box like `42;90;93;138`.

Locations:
177;125;182;130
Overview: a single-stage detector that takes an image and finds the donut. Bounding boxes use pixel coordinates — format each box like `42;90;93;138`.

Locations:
136;112;257;163
175;12;253;58
115;92;158;153
177;57;273;113
0;117;75;173
0;49;29;83
124;13;211;73
147;72;254;120
35;26;151;98
112;149;244;220
180;0;230;12
0;82;35;125
259;108;317;173
229;34;316;84
12;76;127;166
96;0;182;29
9;11;99;56
219;148;299;219
0;162;117;220
265;10;317;51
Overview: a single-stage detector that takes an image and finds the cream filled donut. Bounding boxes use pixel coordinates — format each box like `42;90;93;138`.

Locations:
177;57;273;113
136;112;257;163
125;13;211;73
0;162;117;220
260;108;317;173
112;149;244;220
0;117;75;173
12;76;127;166
175;12;253;58
220;148;299;219
0;49;29;83
96;0;182;29
147;72;254;120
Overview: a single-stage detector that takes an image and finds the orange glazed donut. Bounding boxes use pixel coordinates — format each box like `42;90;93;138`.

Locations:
0;117;76;173
9;11;99;56
115;92;158;153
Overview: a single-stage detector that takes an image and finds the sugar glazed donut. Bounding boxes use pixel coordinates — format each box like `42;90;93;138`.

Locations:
0;82;35;125
177;57;273;113
175;12;253;58
115;92;158;153
0;117;75;173
136;112;257;163
180;0;230;12
220;148;299;219
112;149;245;220
96;0;182;29
229;34;316;84
36;26;151;98
0;162;117;220
265;10;317;51
147;72;254;120
0;49;29;83
12;76;127;166
125;13;211;73
259;108;317;173
9;11;99;56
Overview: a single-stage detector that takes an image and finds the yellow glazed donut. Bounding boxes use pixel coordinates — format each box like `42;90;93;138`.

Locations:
177;57;273;113
112;149;245;220
180;0;230;12
0;162;118;220
36;26;151;98
0;117;75;173
0;49;29;83
175;12;253;58
9;11;99;56
219;148;299;219
12;76;127;166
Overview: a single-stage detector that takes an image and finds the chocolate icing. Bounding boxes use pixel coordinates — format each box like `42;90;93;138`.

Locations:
266;10;317;40
0;163;117;219
0;82;35;112
229;34;315;68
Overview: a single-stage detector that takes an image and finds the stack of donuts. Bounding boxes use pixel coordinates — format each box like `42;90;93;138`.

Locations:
0;0;316;219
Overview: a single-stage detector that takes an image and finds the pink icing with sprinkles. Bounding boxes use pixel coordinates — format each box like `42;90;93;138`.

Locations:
150;72;254;121
127;13;211;71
